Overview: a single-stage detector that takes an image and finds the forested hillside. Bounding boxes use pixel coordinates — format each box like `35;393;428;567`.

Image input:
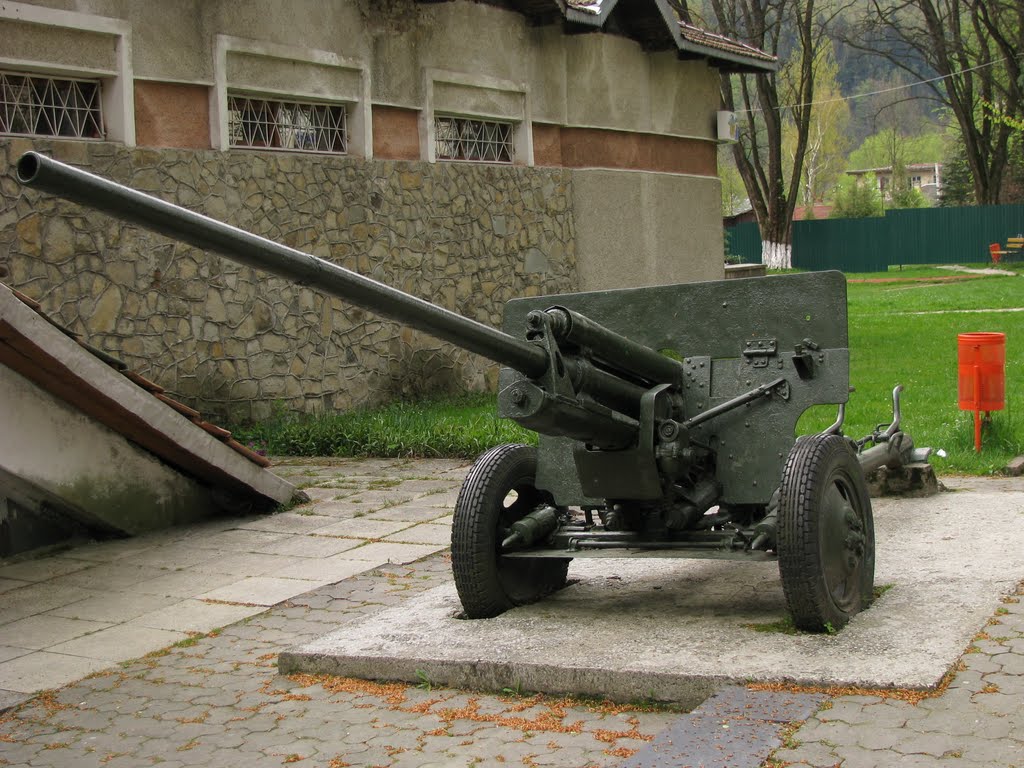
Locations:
701;0;1024;227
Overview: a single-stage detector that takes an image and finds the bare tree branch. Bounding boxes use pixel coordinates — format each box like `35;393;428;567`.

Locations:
845;0;1024;203
712;0;831;267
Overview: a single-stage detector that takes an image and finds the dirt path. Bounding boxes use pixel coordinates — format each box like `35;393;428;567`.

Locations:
937;264;1018;276
849;265;1018;284
849;274;990;283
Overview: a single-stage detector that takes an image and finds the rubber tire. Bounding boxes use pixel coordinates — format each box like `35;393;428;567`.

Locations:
451;444;570;619
777;434;875;633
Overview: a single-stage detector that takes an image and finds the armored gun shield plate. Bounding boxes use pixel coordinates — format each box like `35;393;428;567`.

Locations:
500;271;850;507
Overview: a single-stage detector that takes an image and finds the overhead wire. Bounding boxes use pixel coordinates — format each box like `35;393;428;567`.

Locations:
737;53;1021;113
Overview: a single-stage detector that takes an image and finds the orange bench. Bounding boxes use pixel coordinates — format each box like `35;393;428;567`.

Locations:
1007;236;1024;262
990;237;1024;264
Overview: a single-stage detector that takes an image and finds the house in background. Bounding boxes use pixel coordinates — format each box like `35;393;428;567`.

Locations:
723;205;757;228
1;0;774;423
793;204;834;220
846;163;943;204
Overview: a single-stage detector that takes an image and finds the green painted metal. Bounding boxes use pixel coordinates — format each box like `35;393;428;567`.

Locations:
727;220;763;264
886;204;1024;266
501;271;850;506
726;203;1024;272
793;217;889;272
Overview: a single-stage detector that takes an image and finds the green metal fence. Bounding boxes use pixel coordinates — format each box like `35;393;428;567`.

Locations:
726;203;1024;272
726;220;763;265
792;217;889;272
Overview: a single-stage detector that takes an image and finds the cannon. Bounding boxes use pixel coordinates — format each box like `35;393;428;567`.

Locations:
15;152;932;632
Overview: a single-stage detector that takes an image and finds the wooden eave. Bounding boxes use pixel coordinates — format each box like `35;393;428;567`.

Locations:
416;0;776;72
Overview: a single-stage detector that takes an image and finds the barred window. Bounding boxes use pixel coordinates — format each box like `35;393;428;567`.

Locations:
0;71;104;140
227;94;347;154
435;115;513;164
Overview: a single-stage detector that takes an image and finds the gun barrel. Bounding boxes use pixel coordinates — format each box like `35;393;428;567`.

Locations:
16;151;548;379
544;306;683;386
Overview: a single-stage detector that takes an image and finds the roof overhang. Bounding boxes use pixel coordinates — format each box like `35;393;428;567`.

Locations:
675;19;777;73
555;0;777;72
559;0;610;25
422;2;776;71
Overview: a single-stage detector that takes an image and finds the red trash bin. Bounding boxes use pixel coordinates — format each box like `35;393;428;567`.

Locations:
958;332;1005;452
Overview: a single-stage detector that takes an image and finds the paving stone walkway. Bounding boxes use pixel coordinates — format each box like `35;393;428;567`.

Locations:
0;458;467;700
0;461;1021;767
769;580;1024;768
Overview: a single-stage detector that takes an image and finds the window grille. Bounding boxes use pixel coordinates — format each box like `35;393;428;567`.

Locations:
227;95;347;154
0;71;104;139
434;115;513;163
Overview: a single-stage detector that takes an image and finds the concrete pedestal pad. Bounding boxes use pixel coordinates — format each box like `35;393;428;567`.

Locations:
280;481;1024;706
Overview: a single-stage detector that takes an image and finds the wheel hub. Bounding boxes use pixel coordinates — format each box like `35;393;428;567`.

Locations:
822;479;865;610
842;508;865;569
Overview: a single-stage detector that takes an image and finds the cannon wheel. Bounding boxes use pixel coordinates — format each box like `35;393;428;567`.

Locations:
777;434;875;632
452;444;570;619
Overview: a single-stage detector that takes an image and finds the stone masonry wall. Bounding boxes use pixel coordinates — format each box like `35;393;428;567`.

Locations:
0;139;578;422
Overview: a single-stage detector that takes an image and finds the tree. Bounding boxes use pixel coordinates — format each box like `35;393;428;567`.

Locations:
841;70;937;146
848;129;945;169
843;80;946;210
719;148;749;216
889;178;929;208
938;137;976;206
1008;141;1024;204
847;1;1024;205
831;173;886;217
699;0;849;269
982;105;1024;203
782;39;851;208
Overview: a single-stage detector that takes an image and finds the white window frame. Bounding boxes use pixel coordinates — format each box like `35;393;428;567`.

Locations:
212;35;370;158
422;69;533;166
0;1;134;145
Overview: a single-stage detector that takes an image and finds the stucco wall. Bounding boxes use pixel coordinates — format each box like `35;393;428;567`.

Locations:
7;0;721;142
573;170;725;290
1;138;577;422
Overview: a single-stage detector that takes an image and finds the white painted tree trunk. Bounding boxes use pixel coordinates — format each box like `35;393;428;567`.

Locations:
762;241;792;270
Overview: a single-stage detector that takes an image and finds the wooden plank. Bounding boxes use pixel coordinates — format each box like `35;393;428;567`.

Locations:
225;439;272;468
10;288;41;311
122;369;165;393
197;420;232;439
153;392;201;419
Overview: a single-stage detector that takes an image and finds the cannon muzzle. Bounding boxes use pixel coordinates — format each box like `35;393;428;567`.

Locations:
15;151;549;379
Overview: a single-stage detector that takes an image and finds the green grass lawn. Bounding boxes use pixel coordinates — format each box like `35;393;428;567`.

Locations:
235;393;534;460
801;266;1023;474
234;265;1023;475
